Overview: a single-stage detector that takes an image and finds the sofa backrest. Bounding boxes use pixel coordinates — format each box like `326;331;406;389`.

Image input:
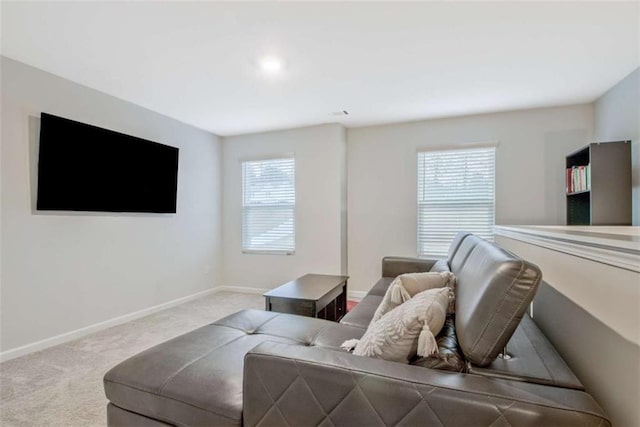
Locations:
451;235;542;367
447;231;472;263
449;234;485;272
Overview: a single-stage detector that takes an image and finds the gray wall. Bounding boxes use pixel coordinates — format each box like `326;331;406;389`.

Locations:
0;57;223;355
534;282;639;427
594;68;640;225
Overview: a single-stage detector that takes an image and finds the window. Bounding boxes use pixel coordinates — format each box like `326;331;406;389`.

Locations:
242;157;295;254
417;146;495;257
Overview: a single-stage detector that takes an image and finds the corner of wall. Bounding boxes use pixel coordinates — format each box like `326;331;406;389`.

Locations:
593;67;640;225
339;124;348;275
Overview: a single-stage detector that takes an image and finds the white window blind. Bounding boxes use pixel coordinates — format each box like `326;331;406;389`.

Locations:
417;146;495;257
242;157;295;254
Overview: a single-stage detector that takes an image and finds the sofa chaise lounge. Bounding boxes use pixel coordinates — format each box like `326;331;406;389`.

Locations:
104;232;609;426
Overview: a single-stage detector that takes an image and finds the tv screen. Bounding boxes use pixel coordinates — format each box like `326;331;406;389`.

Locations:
36;113;179;213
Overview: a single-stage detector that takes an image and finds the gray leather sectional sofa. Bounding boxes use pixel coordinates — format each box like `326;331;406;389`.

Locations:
104;232;610;426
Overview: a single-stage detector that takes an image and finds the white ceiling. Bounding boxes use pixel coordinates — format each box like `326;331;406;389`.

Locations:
2;1;638;136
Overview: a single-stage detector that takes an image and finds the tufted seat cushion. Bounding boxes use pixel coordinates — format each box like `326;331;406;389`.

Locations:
104;309;364;427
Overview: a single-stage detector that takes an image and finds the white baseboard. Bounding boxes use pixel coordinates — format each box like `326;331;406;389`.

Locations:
215;285;268;295
347;291;366;301
0;287;219;363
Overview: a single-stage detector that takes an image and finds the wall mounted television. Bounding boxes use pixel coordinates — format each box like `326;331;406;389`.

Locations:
36;113;179;213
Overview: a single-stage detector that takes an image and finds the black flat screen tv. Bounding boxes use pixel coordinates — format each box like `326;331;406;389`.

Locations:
36;113;179;213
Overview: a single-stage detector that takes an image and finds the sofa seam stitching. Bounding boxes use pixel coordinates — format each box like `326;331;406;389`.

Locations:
248;352;608;422
403;385;445;427
490;399;516;427
471;260;538;365
482;264;539;365
467;260;525;357
247;361;281;426
308;324;332;346
222;312;282;334
348;371;388;426
521;318;556;384
292;360;332;421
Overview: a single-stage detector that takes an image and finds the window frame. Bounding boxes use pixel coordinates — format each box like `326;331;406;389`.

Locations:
241;155;296;255
416;144;497;258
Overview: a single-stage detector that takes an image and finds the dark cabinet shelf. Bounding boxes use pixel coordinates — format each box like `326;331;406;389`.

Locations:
566;190;591;196
565;141;631;226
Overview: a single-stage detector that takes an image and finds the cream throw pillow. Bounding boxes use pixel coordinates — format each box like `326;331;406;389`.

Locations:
342;287;452;363
371;271;455;322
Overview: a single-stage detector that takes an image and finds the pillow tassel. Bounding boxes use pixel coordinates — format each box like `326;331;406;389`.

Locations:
390;283;411;305
417;327;438;357
341;338;360;352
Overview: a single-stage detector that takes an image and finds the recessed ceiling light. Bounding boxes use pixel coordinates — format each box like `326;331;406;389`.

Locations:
259;57;283;73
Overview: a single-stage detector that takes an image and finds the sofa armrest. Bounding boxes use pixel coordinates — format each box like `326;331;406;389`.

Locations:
381;256;438;277
243;342;609;427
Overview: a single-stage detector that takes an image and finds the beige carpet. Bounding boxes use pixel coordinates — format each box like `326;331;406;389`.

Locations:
0;291;263;426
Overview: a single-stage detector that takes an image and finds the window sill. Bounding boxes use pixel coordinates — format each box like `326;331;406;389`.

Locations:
242;250;295;256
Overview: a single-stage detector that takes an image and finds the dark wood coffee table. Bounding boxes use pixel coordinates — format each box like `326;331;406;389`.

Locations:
264;274;349;321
